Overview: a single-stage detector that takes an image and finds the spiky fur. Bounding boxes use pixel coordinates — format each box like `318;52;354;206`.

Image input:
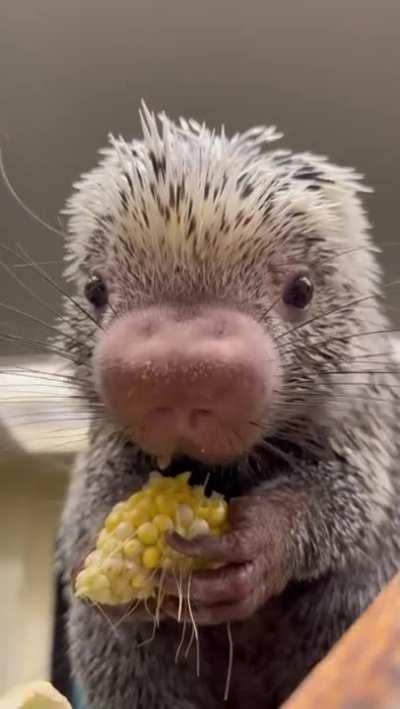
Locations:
57;104;400;708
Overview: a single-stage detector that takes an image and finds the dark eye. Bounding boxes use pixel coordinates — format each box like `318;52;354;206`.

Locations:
282;274;314;309
84;275;108;308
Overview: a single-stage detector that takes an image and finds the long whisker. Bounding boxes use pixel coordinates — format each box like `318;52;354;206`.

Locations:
0;299;84;342
0;378;90;390
343;350;394;360
250;419;329;461
314;367;400;375
2;412;97;424
0;242;102;353
277;392;399;405
0;366;89;387
175;618;188;664
277;281;400;343
224;622;234;702
316;380;400;387
0;398;101;408
260;246;399;322
0;432;90;455
278;328;400;359
186;573;200;678
0;253;63;323
254;436;306;475
0;331;78;363
13;259;63;268
0;147;67;239
16;243;103;331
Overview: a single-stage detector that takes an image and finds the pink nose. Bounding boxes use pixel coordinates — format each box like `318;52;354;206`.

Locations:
95;306;279;462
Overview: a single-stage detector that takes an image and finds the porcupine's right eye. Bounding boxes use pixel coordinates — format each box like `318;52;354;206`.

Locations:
84;274;109;308
282;274;314;309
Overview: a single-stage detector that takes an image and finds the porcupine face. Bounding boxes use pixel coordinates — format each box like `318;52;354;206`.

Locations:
62;104;382;465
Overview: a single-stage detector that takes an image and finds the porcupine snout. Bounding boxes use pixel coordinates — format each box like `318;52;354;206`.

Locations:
95;306;280;462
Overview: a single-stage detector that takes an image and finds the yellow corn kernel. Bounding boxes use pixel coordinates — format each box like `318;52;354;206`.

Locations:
129;502;151;527
90;587;114;605
111;577;133;603
153;514;174;533
115;521;134;540
90;572;110;592
155;493;176;516
75;567;96;590
174;472;191;486
187;518;210;538
137;521;159;545
123;538;143;559
84;550;102;568
98;536;122;556
131;571;150;590
113;502;128;515
192;485;206;499
97;528;108;546
196;505;211;522
126;491;145;507
124;559;141;577
101;557;124;577
105;511;122;532
206;502;227;526
142;546;161;569
175;503;195;528
148;471;171;492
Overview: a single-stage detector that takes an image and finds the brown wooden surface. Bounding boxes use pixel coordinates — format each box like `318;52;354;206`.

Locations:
283;573;400;709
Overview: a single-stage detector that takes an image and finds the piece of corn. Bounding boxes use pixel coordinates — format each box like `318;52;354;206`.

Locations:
75;471;229;606
0;681;71;709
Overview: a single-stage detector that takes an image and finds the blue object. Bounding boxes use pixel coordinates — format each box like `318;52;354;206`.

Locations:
71;681;87;709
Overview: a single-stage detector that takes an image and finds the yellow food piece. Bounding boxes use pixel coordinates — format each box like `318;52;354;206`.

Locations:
153;513;174;532
0;681;71;709
75;471;229;605
155;493;176;516
142;545;161;569
137;521;159;545
123;538;143;558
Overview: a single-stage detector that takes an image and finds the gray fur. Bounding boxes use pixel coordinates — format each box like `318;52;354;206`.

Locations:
57;104;400;708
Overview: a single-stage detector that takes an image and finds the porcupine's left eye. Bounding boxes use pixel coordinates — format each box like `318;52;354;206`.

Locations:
84;275;109;308
282;274;314;309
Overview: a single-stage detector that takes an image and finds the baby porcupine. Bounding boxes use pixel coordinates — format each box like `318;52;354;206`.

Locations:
57;103;400;708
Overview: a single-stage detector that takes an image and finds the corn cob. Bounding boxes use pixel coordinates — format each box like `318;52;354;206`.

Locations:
0;681;71;709
75;471;229;606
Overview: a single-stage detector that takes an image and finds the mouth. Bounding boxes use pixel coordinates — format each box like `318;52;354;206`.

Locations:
128;444;254;500
153;445;242;469
125;418;258;498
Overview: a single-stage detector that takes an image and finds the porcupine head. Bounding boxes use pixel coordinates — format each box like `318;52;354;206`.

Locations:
62;102;383;472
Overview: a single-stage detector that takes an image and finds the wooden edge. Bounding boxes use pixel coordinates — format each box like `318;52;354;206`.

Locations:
283;572;400;708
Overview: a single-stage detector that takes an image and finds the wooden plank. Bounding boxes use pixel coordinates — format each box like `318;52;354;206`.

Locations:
283;573;400;709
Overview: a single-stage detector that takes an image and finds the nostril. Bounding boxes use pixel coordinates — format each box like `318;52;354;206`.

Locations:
137;318;157;337
214;320;227;337
190;408;214;428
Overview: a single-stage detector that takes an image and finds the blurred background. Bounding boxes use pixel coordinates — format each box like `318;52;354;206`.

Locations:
0;0;399;699
1;0;400;350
